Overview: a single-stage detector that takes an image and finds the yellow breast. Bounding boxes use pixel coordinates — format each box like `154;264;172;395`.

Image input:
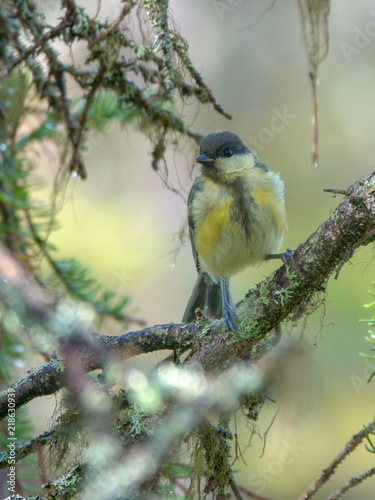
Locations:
195;196;232;259
190;164;286;281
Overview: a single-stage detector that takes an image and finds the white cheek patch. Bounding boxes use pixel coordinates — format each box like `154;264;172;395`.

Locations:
218;154;256;173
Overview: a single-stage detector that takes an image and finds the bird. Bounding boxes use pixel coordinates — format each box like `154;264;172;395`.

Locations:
182;131;288;332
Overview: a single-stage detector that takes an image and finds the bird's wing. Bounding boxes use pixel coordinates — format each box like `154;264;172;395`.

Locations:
187;175;203;273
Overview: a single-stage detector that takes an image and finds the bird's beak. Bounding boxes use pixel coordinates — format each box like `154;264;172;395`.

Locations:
195;153;218;165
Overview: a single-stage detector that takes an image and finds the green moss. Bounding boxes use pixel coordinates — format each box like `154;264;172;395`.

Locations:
233;320;262;341
198;424;233;497
194;317;215;338
187;425;233;499
274;281;298;305
285;265;298;280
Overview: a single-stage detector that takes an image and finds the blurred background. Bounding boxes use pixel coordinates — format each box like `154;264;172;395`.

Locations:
31;0;375;498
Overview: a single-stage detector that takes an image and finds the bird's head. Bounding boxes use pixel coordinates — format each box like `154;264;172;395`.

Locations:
196;131;259;180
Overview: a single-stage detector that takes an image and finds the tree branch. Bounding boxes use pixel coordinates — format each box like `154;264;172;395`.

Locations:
1;172;375;423
327;466;375;499
0;429;55;468
0;322;201;420
298;421;375;499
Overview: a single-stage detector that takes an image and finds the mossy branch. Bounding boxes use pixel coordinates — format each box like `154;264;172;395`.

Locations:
185;172;375;374
1;0;229;179
0;322;202;421
1;171;375;421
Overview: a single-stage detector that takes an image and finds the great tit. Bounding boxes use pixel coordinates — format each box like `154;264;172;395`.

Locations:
182;131;287;331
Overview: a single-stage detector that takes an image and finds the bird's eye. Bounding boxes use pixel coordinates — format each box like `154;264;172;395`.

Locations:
224;148;233;158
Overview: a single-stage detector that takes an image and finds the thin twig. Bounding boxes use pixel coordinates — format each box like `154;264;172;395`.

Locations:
235;433;248;466
230;477;245;500
53;67;87;178
298;422;375;499
324;188;350;196
259;406;279;458
5;19;70;75
173;40;232;120
327;466;375;499
67;63;107;176
310;71;319;168
88;2;133;48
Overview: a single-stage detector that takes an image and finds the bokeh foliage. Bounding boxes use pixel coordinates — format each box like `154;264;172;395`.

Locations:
2;1;374;499
0;0;233;497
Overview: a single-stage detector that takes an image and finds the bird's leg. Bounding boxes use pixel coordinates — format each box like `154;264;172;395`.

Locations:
265;248;294;264
220;279;237;332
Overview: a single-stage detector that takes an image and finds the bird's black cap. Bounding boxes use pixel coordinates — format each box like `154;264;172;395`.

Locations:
198;131;250;160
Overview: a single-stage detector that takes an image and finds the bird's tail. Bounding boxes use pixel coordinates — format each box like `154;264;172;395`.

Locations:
182;274;234;323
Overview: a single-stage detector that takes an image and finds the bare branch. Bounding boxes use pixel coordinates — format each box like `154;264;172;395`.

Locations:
327;466;375;499
298;421;375;499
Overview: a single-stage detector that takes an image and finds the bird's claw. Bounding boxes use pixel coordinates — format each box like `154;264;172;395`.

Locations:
223;304;237;332
279;248;294;264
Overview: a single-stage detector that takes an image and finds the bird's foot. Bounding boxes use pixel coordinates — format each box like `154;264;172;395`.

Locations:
223;303;237;332
266;248;294;264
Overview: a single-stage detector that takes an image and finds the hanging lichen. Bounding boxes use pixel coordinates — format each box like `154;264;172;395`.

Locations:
298;0;331;168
